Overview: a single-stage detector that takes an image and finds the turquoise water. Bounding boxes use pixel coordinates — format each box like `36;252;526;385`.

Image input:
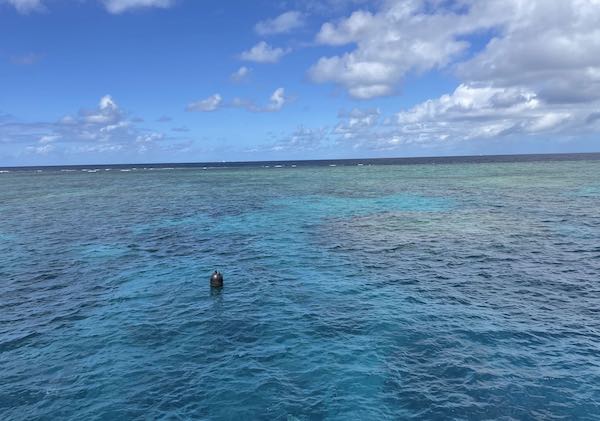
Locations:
2;159;600;419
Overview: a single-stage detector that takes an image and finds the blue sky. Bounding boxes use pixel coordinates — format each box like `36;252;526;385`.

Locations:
1;0;599;165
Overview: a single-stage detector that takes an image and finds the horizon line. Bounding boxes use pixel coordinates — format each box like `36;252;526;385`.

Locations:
2;151;600;170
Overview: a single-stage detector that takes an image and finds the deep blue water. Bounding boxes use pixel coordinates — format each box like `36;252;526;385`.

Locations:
2;156;600;420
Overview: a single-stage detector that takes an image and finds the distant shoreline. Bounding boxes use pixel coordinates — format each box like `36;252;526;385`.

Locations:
2;151;600;172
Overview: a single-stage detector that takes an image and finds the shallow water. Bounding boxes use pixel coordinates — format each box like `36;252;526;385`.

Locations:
2;159;600;420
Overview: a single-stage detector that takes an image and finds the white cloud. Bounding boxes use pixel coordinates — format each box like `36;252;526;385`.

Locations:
80;95;122;124
315;9;373;46
39;135;60;143
335;108;380;138
10;52;43;65
397;85;540;126
268;126;329;152
186;94;223;112
2;0;43;13
528;112;572;132
1;95;178;157
70;143;124;153
99;95;117;110
187;89;289;113
102;0;173;13
58;96;145;145
333;83;599;151
305;0;600;151
240;41;289;63
230;66;250;82
267;88;286;111
255;11;305;35
313;77;600;153
232;87;289;112
3;0;173;13
309;0;600;101
25;143;55;155
456;0;600;105
135;132;165;152
309;2;488;99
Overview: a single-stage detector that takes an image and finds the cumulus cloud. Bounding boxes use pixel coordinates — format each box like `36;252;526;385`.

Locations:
304;0;600;151
456;0;600;105
394;84;573;141
102;0;173;13
0;95;181;158
309;0;600;103
186;94;223;112
78;95;122;124
230;66;250;82
327;83;600;152
53;96;164;149
240;41;289;63
309;2;484;99
266;87;287;111
255;11;305;35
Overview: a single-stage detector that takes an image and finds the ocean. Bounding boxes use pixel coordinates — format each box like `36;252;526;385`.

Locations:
2;153;600;419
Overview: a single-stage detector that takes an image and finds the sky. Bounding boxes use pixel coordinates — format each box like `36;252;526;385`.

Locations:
1;0;599;165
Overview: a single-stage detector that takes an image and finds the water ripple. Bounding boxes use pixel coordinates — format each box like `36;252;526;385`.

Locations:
1;160;600;419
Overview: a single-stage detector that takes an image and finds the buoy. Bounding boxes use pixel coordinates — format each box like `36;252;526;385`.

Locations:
210;271;224;288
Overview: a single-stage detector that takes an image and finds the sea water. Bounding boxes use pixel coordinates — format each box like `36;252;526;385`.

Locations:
1;156;600;419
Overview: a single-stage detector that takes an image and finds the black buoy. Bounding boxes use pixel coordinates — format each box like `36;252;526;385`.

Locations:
210;270;224;288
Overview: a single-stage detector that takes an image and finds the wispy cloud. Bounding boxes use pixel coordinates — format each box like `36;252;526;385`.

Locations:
232;88;289;112
269;126;329;152
240;41;289;63
102;0;174;14
186;94;223;112
186;88;289;113
3;0;174;14
230;66;250;82
9;52;43;65
255;11;305;35
2;0;43;13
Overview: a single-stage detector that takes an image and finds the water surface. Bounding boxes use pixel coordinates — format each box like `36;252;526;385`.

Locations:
2;157;600;419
